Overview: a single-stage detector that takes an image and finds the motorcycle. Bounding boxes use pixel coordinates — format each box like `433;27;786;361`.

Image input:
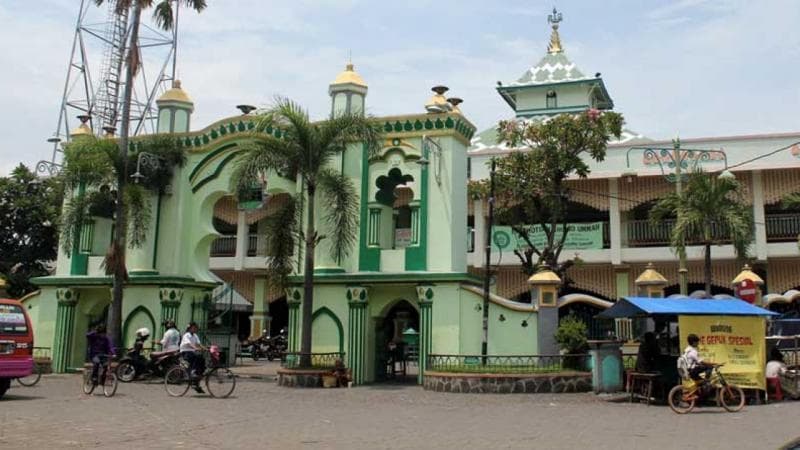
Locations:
117;347;180;382
249;331;287;361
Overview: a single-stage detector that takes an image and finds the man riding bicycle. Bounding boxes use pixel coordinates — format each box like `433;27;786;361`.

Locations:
86;324;116;385
180;322;206;393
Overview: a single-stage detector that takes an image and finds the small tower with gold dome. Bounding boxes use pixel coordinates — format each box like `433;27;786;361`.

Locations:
156;80;194;133
329;62;367;117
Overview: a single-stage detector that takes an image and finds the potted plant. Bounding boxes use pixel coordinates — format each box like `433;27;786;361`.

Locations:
555;314;589;371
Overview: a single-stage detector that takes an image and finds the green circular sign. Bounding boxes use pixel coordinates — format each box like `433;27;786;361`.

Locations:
492;230;511;249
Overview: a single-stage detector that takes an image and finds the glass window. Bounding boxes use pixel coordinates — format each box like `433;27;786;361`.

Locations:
546;91;557;108
0;304;28;334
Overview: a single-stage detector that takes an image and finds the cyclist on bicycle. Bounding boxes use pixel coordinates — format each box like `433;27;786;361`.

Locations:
180;322;206;393
86;324;116;385
683;333;715;397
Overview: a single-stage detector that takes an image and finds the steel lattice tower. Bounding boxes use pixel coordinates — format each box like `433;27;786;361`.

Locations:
46;0;180;166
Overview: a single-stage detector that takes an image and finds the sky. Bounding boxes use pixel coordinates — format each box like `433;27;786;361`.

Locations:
2;0;800;175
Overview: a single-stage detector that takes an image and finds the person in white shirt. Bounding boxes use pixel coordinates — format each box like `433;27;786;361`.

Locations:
160;320;180;352
180;322;206;393
766;347;788;378
684;334;714;385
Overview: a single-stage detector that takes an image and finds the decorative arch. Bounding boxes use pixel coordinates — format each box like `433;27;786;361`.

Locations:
557;293;614;310
377;298;420;318
122;305;156;349
312;306;344;353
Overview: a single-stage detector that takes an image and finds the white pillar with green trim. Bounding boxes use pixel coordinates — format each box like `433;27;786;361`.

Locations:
346;285;369;385
416;284;434;385
286;288;302;352
52;288;80;373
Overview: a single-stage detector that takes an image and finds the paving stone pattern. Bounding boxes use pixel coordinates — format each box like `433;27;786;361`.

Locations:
424;372;592;394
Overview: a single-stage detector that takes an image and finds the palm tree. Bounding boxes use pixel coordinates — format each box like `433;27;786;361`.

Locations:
93;0;206;346
650;169;752;297
233;99;381;366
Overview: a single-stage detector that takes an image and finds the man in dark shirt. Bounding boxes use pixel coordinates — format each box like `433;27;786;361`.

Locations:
635;332;660;373
86;324;116;385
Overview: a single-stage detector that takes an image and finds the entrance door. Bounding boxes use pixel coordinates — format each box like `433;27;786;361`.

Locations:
374;300;419;383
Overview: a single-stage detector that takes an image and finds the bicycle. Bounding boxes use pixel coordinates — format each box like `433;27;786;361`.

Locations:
16;362;42;387
82;355;118;397
668;363;745;414
164;345;236;398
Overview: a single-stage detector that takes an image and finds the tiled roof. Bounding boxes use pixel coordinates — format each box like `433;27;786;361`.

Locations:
511;52;589;87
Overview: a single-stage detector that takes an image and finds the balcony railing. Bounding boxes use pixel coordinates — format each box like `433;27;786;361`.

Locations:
766;213;800;242
627;219;734;247
210;235;259;257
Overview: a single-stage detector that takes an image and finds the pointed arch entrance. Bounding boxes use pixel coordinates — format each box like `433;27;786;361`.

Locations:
374;299;419;383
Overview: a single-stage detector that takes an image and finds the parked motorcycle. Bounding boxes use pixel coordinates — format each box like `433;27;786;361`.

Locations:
116;330;180;383
249;330;287;361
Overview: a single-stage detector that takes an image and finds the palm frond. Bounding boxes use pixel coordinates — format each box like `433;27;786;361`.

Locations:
318;113;383;161
59;191;92;255
261;195;301;290
318;168;360;262
783;192;800;209
124;183;152;248
230;137;297;199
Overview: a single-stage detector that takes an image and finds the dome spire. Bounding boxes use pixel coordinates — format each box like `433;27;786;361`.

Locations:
547;7;563;54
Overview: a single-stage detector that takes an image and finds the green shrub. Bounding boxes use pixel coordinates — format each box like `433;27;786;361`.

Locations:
555;314;589;354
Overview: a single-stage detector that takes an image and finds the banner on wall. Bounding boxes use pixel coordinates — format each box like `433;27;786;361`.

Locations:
490;222;604;252
678;315;766;390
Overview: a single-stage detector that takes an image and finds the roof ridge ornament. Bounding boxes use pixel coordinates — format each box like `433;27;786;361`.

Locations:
547;7;563;54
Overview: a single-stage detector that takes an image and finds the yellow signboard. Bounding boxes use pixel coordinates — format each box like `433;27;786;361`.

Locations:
678;315;766;390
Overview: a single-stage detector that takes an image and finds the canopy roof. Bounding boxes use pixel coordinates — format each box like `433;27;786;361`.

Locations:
596;297;777;319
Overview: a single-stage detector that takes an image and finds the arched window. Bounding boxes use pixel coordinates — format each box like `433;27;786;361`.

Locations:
546;90;557;108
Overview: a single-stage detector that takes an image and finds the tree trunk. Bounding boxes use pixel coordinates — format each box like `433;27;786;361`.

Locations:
704;242;712;298
107;3;142;348
300;183;316;367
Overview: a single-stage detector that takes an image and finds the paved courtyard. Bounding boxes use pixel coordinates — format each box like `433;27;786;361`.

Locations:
2;365;799;450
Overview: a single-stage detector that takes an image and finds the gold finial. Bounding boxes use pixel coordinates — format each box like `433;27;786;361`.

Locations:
547;7;563;54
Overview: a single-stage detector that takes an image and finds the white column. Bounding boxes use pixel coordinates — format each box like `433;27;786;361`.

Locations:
752;170;768;261
234;210;247;271
472;199;485;267
609;178;622;265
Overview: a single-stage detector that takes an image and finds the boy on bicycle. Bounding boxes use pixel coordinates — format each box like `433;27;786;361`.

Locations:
180;322;206;393
86;324;116;386
683;333;714;397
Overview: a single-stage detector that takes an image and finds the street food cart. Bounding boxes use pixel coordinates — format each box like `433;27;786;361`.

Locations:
598;297;778;401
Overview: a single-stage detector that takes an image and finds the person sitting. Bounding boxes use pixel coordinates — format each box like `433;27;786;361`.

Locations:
180;322;206;393
683;333;714;398
160;320;180;353
86;324;116;385
766;347;787;378
635;332;661;373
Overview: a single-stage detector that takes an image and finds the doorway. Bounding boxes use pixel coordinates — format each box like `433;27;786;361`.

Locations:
374;300;420;383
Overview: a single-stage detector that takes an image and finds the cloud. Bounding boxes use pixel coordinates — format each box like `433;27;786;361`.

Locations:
2;1;800;176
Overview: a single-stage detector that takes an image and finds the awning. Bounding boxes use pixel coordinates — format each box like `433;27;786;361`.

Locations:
596;296;778;319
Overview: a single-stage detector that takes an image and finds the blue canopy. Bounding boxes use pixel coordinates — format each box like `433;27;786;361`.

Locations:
596;296;778;319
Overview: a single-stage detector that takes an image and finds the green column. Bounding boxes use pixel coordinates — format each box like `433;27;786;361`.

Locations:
158;287;184;335
286;288;302;352
52;288;80;373
416;285;435;385
346;286;369;385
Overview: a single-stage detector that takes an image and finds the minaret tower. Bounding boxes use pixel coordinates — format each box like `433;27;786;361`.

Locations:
329;62;368;117
156;80;194;133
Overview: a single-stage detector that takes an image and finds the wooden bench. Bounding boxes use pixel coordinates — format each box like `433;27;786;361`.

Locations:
628;372;661;405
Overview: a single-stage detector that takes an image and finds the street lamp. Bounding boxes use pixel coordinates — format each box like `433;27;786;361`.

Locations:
625;138;730;296
35;160;63;177
481;158;497;362
131;151;161;183
418;135;443;185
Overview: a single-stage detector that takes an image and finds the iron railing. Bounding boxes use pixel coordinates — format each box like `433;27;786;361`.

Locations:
210;235;260;257
426;354;591;374
766;214;800;243
627;219;734;247
281;352;345;370
768;336;800;367
32;347;52;360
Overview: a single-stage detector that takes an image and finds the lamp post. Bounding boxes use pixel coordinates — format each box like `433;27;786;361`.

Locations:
625;138;730;296
481;158;496;361
131;151;161;183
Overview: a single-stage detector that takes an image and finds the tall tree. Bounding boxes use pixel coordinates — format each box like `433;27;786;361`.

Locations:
0;165;63;297
650;169;752;296
233;99;381;365
93;0;206;346
490;109;623;281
